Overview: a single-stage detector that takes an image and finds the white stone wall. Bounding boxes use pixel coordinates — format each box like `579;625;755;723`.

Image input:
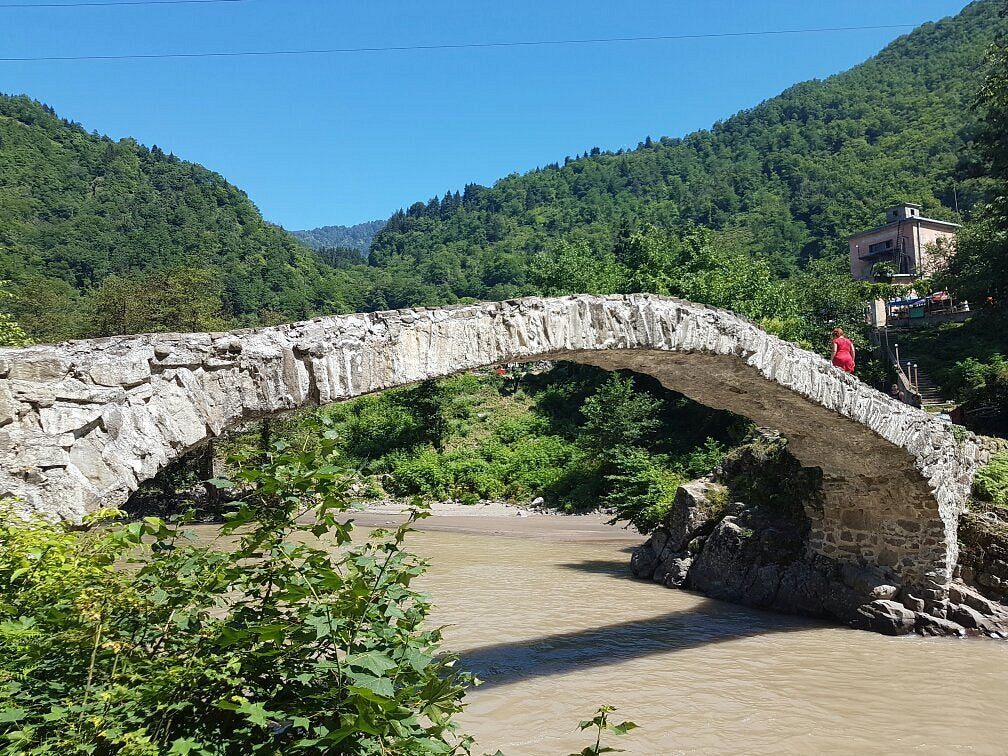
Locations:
0;294;995;592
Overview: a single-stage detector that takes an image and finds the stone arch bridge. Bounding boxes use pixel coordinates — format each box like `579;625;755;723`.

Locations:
0;295;997;599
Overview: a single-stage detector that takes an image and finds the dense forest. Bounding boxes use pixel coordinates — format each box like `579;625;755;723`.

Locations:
0;95;367;339
0;0;1002;344
363;0;998;306
291;219;385;252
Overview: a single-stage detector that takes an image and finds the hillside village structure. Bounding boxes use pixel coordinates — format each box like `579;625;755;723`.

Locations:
849;203;959;284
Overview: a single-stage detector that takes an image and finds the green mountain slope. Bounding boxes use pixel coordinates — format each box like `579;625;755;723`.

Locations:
292;220;386;252
0;95;358;338
366;0;999;301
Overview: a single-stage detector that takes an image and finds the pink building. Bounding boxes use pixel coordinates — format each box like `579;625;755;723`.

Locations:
848;203;959;283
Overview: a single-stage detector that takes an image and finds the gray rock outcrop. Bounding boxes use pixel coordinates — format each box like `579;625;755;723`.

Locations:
631;439;1008;637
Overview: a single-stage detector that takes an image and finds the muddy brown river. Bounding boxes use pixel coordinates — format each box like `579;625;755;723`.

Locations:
196;510;1008;754
368;512;1008;755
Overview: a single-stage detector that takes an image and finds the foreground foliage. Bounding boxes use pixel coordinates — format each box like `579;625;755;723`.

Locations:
0;430;472;755
568;706;638;756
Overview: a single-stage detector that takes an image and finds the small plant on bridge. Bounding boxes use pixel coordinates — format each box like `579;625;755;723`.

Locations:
0;423;474;755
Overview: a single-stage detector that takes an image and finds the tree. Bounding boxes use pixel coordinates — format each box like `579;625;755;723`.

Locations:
939;8;1008;305
579;374;663;461
0;281;30;347
527;240;622;296
85;266;229;336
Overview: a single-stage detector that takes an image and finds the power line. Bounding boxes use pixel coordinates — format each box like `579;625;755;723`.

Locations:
0;0;247;7
0;23;919;62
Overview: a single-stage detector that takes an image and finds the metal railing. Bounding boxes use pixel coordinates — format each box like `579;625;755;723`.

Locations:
881;333;922;407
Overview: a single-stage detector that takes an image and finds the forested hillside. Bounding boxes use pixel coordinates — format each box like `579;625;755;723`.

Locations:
0;1;1001;342
0;95;365;339
364;0;999;305
291;219;385;252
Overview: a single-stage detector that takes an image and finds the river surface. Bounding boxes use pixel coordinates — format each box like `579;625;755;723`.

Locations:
193;510;1008;754
351;511;1008;755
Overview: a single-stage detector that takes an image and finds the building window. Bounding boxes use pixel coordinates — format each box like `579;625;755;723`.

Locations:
869;239;894;254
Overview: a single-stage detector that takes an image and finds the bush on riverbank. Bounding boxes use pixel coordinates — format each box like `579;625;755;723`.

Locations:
205;365;744;529
0;429;473;755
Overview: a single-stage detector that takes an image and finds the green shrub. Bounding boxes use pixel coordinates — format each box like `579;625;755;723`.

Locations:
0;428;472;755
946;354;1008;413
974;452;1008;508
501;436;575;499
340;396;423;461
683;437;727;479
445;455;507;500
386;448;454;499
604;449;685;533
547;455;607;512
494;414;551;444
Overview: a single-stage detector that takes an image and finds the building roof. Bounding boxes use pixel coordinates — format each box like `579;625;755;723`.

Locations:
848;216;960;242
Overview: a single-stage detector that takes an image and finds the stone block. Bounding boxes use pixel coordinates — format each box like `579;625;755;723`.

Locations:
9;380;55;407
9;356;67;383
663;477;728;551
900;593;926;612
0;382;16;427
630;542;658;579
949;583;1000;616
89;359;150;388
52;378;125;404
653;551;693;588
39;405;103;435
950;603;990;631
915;613;966;637
13;437;69;469
69;434;122;492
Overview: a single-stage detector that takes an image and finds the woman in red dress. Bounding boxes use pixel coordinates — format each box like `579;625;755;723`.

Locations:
831;327;855;373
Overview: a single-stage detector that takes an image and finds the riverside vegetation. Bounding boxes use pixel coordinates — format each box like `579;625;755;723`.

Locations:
0;429;474;755
0;424;645;754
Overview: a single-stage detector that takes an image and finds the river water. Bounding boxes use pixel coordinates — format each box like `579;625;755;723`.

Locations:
362;512;1008;755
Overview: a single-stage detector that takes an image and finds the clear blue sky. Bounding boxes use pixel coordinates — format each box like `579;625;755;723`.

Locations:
1;0;972;230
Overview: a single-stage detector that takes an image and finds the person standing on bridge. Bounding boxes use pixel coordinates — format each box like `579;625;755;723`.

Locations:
830;327;855;373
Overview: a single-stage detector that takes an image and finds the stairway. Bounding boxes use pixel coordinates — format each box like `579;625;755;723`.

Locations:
897;353;948;407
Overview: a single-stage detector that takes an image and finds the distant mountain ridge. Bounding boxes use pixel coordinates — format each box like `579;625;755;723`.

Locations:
0;94;361;338
291;220;386;252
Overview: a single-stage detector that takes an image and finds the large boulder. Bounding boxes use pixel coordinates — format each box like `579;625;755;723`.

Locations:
854;600;917;636
652;552;693;588
630;541;659;580
686;516;757;603
664;478;729;551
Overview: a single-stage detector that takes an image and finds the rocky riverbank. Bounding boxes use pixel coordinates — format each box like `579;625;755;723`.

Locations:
630;433;1008;638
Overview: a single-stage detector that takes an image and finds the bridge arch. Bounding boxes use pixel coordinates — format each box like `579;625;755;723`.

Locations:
0;294;995;596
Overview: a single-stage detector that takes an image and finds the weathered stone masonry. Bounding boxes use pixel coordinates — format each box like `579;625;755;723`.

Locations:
0;294;999;598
